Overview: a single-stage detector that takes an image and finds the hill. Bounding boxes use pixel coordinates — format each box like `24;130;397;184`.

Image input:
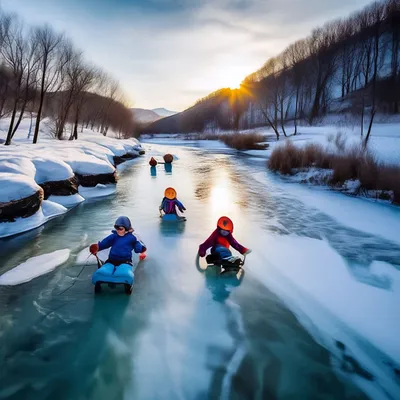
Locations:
131;108;162;124
152;108;177;117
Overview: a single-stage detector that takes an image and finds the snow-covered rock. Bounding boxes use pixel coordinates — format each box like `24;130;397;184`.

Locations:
0;157;36;178
0;249;70;285
0;173;40;203
57;151;115;176
31;157;74;184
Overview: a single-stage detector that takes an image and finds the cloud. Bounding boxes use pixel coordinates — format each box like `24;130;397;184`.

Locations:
2;0;373;110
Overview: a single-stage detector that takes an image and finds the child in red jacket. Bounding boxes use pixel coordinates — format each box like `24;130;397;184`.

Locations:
198;216;251;264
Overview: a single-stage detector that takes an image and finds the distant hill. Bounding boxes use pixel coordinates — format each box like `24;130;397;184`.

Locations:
131;107;177;124
131;108;162;124
144;88;234;134
152;108;177;118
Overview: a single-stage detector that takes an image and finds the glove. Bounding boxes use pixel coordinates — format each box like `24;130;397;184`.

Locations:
141;246;147;253
89;243;99;255
243;248;252;256
198;248;206;257
139;253;147;261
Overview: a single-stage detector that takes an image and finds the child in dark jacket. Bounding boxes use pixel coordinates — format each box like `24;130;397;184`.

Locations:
198;216;251;264
159;187;186;216
90;216;146;264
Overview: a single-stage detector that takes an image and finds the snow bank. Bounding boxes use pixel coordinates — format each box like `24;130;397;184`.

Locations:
0;249;70;285
0;173;40;203
0;200;67;238
31;157;74;183
0;118;144;236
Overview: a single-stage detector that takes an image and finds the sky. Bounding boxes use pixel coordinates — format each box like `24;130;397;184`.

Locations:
3;0;373;111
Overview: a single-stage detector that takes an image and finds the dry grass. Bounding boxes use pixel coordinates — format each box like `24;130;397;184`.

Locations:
219;132;269;151
268;140;400;204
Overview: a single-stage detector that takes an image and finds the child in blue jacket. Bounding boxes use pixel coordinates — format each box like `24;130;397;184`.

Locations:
90;216;146;264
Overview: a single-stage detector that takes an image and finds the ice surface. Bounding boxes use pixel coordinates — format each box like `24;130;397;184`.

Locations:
284;182;400;246
0;173;40;202
0;249;70;285
75;247;110;265
249;234;400;399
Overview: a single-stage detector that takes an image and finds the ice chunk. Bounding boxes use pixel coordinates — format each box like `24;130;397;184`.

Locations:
0;249;70;285
78;184;116;199
41;200;68;218
47;193;85;207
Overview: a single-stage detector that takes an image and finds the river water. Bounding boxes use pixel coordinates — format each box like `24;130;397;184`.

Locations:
0;140;399;400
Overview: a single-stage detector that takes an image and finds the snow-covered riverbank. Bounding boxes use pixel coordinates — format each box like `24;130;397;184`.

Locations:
0;119;144;238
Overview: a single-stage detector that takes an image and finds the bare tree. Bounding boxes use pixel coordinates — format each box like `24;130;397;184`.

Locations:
364;1;386;146
308;23;339;123
69;63;98;140
2;17;39;145
31;25;65;144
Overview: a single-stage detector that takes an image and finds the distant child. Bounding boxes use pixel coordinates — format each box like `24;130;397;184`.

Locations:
159;187;186;216
198;216;251;264
90;216;147;264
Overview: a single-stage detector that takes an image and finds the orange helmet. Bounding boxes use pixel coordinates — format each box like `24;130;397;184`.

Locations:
164;187;176;200
217;216;233;232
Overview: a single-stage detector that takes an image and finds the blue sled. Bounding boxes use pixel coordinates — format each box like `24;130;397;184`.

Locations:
161;214;186;222
92;262;134;294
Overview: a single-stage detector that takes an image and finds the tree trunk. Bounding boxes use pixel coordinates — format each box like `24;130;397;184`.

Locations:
12;102;27;138
364;108;375;147
33;90;45;144
4;102;18;145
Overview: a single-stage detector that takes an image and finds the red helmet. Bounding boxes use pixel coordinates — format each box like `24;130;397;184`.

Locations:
217;216;233;232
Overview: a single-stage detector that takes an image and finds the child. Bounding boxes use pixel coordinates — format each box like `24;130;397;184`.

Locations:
198;216;251;265
159;187;186;216
90;216;146;264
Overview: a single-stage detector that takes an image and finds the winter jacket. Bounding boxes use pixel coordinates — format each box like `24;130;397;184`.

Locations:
98;231;146;262
198;229;247;257
160;197;186;214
